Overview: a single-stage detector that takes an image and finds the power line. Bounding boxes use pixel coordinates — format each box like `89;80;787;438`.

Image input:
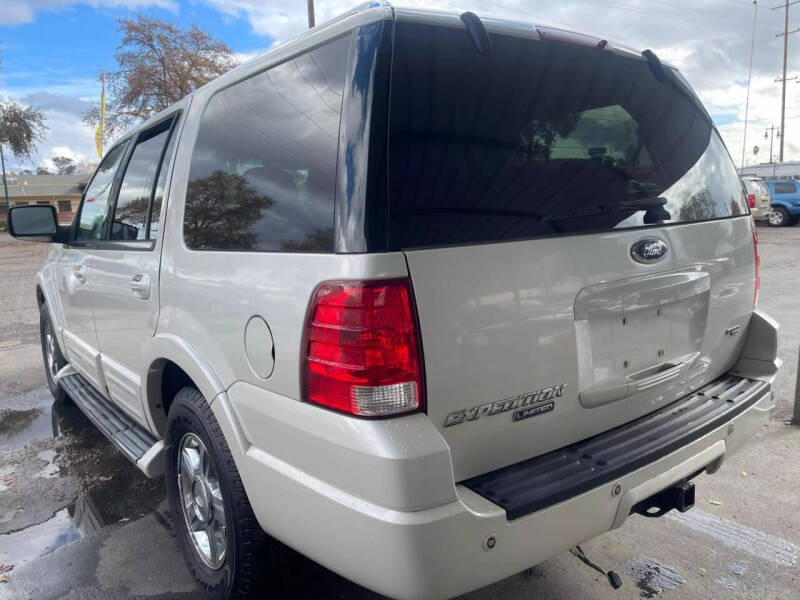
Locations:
742;1;759;170
772;0;800;161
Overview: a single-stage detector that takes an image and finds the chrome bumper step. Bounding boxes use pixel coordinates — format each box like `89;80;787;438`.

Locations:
463;375;769;521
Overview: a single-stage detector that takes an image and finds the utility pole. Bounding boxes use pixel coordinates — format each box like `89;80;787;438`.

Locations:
307;0;315;28
0;146;9;214
772;0;800;162
766;126;780;173
742;1;759;171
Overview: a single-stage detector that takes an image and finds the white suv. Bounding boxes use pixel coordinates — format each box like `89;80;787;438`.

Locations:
9;4;780;599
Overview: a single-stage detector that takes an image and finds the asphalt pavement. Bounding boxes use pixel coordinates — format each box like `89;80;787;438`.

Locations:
1;227;799;600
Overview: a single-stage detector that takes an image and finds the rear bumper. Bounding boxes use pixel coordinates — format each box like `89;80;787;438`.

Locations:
463;375;768;520
219;311;780;600
223;376;774;600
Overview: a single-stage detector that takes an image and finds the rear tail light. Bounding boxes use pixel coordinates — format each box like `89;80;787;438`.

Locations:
302;279;425;417
753;229;760;308
747;193;756;209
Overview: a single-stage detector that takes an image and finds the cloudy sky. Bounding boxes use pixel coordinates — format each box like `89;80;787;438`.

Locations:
0;0;798;172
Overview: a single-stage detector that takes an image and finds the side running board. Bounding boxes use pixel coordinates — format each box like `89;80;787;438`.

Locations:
58;369;164;477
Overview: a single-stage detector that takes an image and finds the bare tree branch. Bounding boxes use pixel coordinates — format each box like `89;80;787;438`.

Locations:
0;97;48;160
82;16;237;140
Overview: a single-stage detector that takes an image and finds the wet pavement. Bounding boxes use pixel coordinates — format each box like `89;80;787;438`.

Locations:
1;229;800;599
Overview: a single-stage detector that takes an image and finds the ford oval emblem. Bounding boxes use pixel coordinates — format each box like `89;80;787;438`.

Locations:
631;238;668;263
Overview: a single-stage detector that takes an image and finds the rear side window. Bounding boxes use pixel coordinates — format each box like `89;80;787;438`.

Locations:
111;118;175;241
76;142;128;241
184;35;349;252
387;23;748;249
773;181;796;194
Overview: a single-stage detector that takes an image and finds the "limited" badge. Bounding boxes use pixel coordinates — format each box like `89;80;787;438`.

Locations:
512;401;555;422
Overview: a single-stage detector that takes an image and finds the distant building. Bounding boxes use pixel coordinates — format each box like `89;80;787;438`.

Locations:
740;161;800;180
1;174;87;225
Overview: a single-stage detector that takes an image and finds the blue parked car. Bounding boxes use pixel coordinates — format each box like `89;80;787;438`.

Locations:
766;179;800;226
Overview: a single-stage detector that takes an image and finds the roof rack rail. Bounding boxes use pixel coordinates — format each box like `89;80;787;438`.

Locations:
460;11;492;55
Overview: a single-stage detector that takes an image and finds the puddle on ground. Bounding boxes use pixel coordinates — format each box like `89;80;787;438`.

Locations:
621;556;686;598
0;392;168;564
0;407;53;448
0;508;81;566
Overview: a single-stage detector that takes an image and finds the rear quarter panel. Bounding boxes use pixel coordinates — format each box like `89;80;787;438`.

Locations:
155;77;410;403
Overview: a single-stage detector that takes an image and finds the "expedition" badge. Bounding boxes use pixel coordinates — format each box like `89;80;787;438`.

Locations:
443;383;567;427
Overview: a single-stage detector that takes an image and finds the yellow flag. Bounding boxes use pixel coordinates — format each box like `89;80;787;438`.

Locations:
94;74;105;158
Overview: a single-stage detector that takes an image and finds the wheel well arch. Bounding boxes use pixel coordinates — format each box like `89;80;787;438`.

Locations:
146;359;196;437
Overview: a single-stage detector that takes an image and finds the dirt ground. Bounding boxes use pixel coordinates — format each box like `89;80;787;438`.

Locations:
0;226;799;600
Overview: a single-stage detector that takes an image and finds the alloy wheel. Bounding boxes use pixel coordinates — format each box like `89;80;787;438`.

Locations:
45;321;59;381
769;210;785;226
177;432;228;569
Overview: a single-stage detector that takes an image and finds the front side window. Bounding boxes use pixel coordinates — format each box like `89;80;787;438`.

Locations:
387;23;748;249
111;119;174;241
76;142;128;241
184;35;349;252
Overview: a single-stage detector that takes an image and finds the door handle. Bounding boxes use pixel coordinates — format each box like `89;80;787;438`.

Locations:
73;264;87;284
130;273;151;299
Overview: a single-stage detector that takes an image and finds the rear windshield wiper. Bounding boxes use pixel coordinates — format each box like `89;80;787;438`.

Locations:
544;196;671;224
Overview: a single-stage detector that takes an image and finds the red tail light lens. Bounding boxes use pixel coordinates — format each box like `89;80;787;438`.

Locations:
753;229;760;308
747;193;756;209
303;279;425;417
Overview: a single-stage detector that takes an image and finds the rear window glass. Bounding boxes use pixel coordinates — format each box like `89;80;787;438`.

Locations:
743;179;768;195
773;181;796;194
184;35;349;252
387;23;747;250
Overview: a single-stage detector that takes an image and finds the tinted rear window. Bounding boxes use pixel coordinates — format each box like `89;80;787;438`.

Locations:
184;35;349;252
387;23;747;249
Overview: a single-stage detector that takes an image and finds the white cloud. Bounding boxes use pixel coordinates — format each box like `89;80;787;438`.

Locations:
0;90;98;172
5;0;800;171
0;0;178;25
201;0;800;163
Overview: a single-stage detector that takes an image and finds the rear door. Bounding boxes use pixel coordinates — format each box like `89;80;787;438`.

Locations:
59;141;129;391
91;114;180;424
771;180;799;205
386;20;756;480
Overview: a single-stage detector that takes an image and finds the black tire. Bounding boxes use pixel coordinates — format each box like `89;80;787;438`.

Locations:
768;206;789;227
165;386;276;599
40;304;67;403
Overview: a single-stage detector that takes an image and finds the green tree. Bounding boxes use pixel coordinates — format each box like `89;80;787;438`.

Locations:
52;156;77;175
0;48;48;208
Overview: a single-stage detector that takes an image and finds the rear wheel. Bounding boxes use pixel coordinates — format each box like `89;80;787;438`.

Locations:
166;387;276;599
40;305;67;403
768;207;789;227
